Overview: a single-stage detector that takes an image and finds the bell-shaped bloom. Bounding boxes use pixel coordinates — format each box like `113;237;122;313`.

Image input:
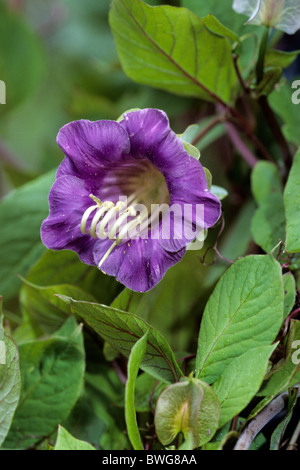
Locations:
233;0;300;34
41;109;221;292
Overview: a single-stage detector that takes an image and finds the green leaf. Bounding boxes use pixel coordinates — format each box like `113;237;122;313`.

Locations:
203;168;212;190
269;83;300;147
2;317;85;449
178;124;200;145
23;249;122;305
181;0;243;33
133;373;165;413
196;255;284;384
109;0;237;103
210;185;228;201
283;273;296;320
199;13;239;42
181;141;200;161
284;148;300;253
181;0;264;73
125;332;148;450
251;162;285;253
54;425;95;450
269;387;298;450
0;299;21;447
249;432;267;450
179;118;226;152
58;296;183;384
63;341;129;450
20;278;97;335
0;170;55;300
257;320;300;399
23;248;97;286
181;0;246;35
154;377;220;449
213;345;276;427
254;67;282;97
252;161;283;203
265;49;300;69
111;250;210;354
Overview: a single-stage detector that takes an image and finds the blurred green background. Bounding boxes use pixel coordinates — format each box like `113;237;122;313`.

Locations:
0;0;202;196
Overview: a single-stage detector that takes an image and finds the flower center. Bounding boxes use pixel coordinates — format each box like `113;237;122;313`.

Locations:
260;0;285;25
80;159;170;268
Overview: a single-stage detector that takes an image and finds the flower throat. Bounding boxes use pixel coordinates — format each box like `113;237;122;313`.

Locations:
80;159;169;268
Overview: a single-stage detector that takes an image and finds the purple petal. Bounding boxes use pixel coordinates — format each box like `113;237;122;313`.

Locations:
157;193;221;252
120;109;191;178
56;156;78;179
157;155;221;252
56;156;120;202
92;238;185;292
56;119;131;178
168;156;208;200
41;175;97;265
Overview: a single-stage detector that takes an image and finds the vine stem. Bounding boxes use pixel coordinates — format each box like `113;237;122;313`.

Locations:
230;34;292;177
192;104;274;167
234;384;300;450
191;115;225;146
233;53;249;95
215;102;274;164
287;419;300;450
230;113;275;162
225;122;259;168
198;212;234;266
256;26;270;84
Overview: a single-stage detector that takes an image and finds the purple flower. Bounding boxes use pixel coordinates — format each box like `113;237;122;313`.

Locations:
41;109;221;292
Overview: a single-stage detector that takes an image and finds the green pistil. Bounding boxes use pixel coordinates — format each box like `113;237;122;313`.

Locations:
89;194;102;206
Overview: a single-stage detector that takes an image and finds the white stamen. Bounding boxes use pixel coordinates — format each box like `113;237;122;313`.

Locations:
98;240;118;268
97;201;126;238
117;207;148;240
90;201;114;238
80;204;98;234
107;205;137;240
